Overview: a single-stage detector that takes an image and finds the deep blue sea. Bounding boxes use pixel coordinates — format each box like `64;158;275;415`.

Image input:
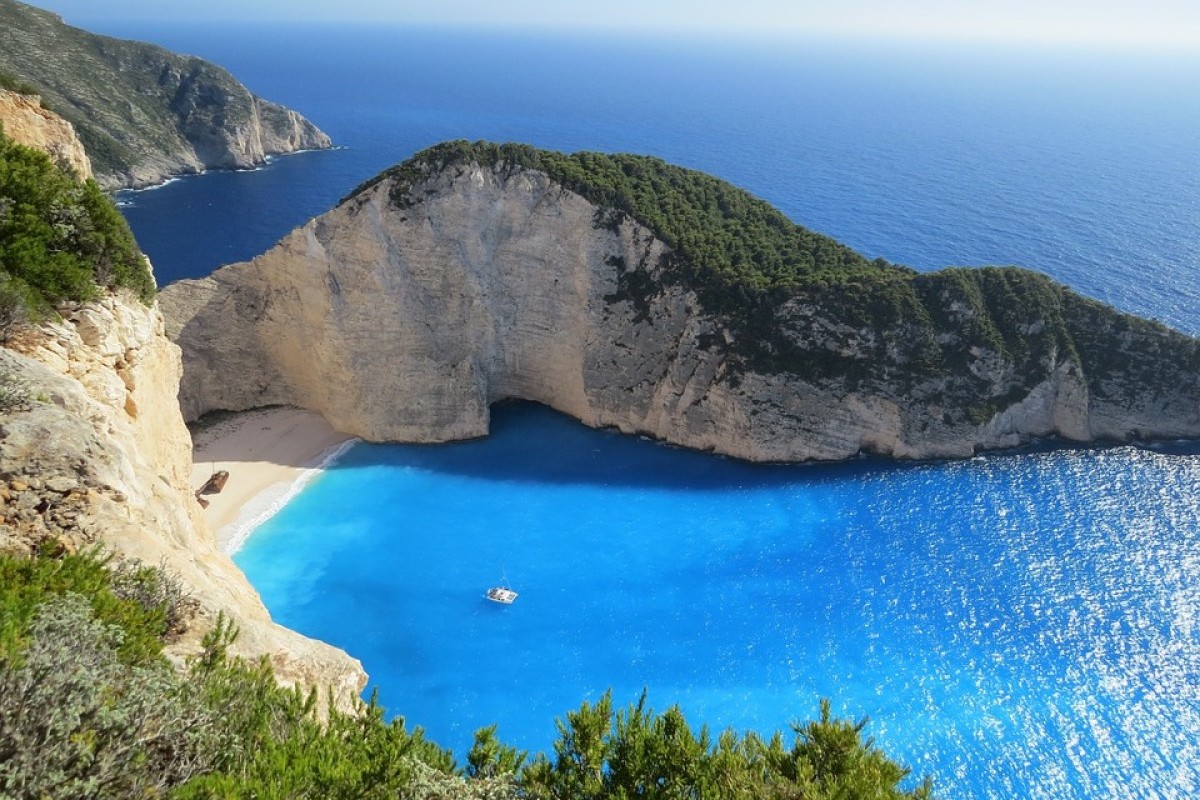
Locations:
97;21;1200;798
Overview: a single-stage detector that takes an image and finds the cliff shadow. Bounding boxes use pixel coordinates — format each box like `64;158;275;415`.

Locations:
322;400;927;491
319;401;1200;492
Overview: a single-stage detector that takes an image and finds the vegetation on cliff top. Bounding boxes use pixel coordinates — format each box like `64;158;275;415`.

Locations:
0;548;932;799
0;127;153;326
358;141;1200;408
350;139;893;294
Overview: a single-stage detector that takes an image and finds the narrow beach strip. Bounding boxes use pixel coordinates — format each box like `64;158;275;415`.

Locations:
190;407;358;554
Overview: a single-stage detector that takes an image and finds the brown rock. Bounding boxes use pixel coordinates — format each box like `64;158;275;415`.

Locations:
0;88;93;179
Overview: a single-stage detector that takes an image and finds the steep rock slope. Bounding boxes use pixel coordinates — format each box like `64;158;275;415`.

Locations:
0;86;92;179
0;293;366;701
0;0;330;188
161;143;1200;461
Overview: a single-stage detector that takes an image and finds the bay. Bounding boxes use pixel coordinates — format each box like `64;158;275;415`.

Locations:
97;22;1200;797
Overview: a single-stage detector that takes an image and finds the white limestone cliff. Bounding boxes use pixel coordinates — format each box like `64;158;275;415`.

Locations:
0;293;366;704
160;160;1200;462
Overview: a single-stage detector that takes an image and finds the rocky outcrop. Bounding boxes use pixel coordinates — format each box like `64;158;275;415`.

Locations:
0;87;92;179
0;292;366;703
160;151;1200;462
0;0;331;188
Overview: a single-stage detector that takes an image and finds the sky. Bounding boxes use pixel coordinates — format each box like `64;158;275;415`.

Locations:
24;0;1200;48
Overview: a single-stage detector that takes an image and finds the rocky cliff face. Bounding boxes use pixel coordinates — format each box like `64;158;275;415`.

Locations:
0;0;331;188
160;154;1200;462
0;292;365;701
0;87;92;179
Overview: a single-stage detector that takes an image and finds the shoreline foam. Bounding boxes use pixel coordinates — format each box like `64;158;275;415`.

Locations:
221;436;359;554
189;407;357;554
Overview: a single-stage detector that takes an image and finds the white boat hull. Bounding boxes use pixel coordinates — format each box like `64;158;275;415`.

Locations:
485;586;518;604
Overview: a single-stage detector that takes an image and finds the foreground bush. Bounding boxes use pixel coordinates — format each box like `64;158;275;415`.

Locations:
517;692;930;800
0;549;932;798
175;616;460;800
0;548;181;665
0;595;221;799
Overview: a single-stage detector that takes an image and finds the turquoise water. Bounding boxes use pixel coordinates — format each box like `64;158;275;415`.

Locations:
236;403;1200;798
93;21;1200;797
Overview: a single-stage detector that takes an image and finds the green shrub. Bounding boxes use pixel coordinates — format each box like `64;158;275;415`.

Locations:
108;558;195;639
0;125;154;332
0;594;222;800
520;691;930;800
467;724;527;780
0;548;175;665
0;272;36;338
401;759;518;800
176;616;460;800
0;70;41;99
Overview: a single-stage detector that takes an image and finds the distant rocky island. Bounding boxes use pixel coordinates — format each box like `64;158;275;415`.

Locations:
162;141;1200;462
0;0;330;188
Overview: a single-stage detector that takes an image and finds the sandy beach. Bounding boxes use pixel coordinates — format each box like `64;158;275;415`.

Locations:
190;407;357;553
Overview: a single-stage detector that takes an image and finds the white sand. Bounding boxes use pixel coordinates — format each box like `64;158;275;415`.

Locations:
190;407;357;553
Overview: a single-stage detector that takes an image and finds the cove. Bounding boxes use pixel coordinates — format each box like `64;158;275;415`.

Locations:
234;401;1200;799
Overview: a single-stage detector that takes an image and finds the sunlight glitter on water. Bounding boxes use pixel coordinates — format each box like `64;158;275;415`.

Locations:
234;404;1200;799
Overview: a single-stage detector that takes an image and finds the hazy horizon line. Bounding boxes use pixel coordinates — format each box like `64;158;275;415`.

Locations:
61;15;1200;55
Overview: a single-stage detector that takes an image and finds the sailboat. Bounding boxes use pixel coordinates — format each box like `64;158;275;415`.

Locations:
485;585;518;604
485;569;518;604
